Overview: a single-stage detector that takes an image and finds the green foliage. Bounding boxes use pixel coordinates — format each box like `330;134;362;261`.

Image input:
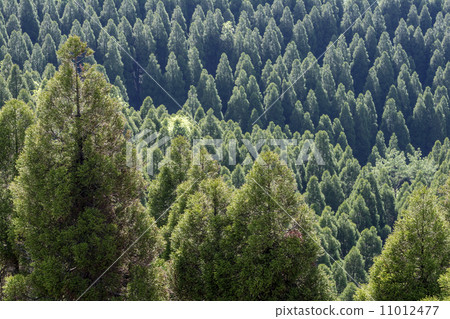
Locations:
344;247;368;284
147;136;191;227
357;227;382;271
170;178;232;300
7;37;163;300
0;0;448;302
218;152;332;300
363;187;449;300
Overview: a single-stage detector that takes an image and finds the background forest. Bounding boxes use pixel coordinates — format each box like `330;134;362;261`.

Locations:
0;0;450;301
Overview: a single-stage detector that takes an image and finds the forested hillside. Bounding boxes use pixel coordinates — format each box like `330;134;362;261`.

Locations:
0;0;449;301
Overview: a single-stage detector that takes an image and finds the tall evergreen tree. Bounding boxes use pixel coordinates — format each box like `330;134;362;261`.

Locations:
7;64;26;99
358;188;449;301
215;53;234;107
170;177;232;300
220;152;333;300
104;39;124;83
0;75;12;107
0;99;34;286
356;227;382;272
225;86;250;130
4;37;164;301
164;52;185;112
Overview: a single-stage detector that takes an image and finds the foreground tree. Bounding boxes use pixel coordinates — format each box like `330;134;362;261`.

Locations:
218;152;333;300
170;177;232;300
3;37;164;301
0;100;34;293
356;187;449;300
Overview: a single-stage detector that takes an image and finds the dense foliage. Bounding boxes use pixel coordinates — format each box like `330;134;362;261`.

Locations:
0;0;449;300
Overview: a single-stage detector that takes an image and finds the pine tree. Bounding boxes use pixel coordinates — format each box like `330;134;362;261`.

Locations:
164;52;185;112
320;171;344;212
340;282;358;301
30;43;44;74
170;177;232;300
344;247;368;284
339;102;355;149
0;99;34;283
167;21;188;79
118;0;137;25
332;262;347;294
359;187;449;300
231;164;245;188
412;89;444;154
220;152;333;300
350;195;372;232
152;12;169;68
41;34;57;65
264;83;285;126
419;5;432;31
6;14;21;36
187;46;203;85
133;19;154;67
351;39;370;94
246;75;264;123
140;97;154;120
100;0;119;25
18;0;39;42
305;176;325;215
8;31;29;67
104;39;123;83
336;213;359;257
7;65;26;99
183;86;201;116
261;19;282;62
376;52;395;98
147;136;191;228
225;86;250;129
279;7;294;46
215;53;234;107
4;37;164;301
356;227;382;272
0;75;12;107
203;11;220;73
200;75;222;120
142;54;163;106
381;99;410;150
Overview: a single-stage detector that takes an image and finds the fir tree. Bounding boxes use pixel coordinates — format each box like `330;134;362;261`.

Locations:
358;188;449;301
4;37;164;301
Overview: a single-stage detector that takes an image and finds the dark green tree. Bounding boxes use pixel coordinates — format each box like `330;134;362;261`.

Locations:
305;176;325;215
225;86;250;129
7;65;26;99
4;37;164;301
356;227;382;272
0;99;34;286
215;53;234;107
104;39;124;83
0;76;12;107
170;178;232;300
164;52;185;112
344;247;367;284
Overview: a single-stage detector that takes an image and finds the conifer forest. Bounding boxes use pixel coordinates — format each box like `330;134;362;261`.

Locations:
0;0;449;301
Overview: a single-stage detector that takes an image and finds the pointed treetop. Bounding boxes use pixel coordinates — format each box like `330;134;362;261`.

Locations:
57;35;94;65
